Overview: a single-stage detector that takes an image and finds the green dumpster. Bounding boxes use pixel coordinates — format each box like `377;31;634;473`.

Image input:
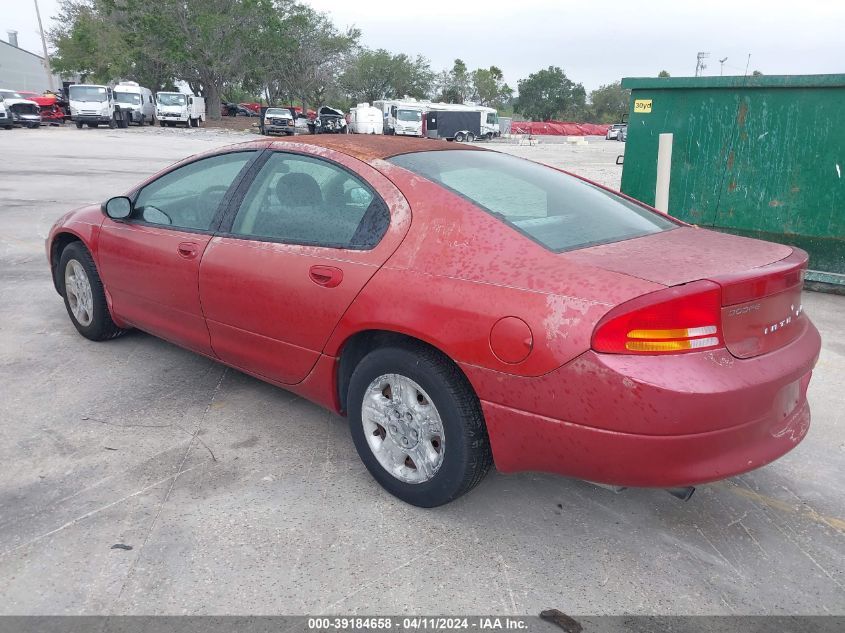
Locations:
620;74;845;289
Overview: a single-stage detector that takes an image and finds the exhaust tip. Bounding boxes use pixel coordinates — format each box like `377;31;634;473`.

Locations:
666;486;696;501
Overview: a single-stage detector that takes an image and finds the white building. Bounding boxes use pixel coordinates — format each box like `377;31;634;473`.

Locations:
0;30;62;93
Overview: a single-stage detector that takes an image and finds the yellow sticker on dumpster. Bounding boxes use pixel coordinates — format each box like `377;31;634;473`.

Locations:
634;99;653;113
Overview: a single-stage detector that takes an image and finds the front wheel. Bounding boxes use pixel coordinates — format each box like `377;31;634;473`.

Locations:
348;344;492;507
59;242;127;341
75;121;83;129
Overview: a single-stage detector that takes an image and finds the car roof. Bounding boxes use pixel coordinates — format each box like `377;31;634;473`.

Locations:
267;134;485;164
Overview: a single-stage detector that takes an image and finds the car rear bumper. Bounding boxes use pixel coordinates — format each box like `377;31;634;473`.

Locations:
468;320;821;487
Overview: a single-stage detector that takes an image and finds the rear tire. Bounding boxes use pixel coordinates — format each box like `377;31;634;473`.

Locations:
454;132;466;142
75;121;83;129
347;344;492;507
58;242;127;342
466;132;475;143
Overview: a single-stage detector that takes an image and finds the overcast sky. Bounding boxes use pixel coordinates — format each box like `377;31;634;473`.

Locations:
4;0;844;92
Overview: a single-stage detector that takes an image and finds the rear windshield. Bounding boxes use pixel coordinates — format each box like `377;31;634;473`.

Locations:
388;150;677;252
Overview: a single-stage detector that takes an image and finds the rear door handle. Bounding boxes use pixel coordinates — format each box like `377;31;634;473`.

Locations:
177;242;199;259
309;265;343;288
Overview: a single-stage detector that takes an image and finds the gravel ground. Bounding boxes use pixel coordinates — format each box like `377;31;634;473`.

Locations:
0;125;842;617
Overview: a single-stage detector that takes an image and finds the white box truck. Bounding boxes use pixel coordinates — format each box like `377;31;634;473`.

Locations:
68;84;132;129
114;81;155;126
349;103;383;134
373;100;424;136
155;92;206;127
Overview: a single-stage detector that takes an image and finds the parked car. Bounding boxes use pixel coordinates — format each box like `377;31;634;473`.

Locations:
18;91;66;125
0;99;12;129
262;107;296;136
308;106;347;134
606;123;626;140
46;136;820;507
0;89;41;128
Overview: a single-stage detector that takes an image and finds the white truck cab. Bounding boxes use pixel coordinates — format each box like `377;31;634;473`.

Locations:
114;82;155;126
68;84;130;129
374;100;424;137
156;92;206;127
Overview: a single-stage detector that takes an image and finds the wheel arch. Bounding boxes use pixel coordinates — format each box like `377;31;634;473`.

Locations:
335;328;479;416
50;231;84;294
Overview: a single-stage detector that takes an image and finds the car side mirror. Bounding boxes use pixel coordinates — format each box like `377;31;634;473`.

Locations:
104;196;132;219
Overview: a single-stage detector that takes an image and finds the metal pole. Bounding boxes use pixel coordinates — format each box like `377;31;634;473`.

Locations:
34;0;54;92
655;133;673;214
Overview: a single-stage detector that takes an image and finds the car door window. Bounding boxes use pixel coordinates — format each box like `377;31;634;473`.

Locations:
230;152;389;248
134;152;254;231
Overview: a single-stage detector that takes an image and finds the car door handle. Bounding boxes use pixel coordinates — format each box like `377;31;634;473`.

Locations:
309;265;343;288
177;242;199;259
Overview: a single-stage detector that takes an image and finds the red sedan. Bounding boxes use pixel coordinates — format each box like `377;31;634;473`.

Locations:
46;136;820;507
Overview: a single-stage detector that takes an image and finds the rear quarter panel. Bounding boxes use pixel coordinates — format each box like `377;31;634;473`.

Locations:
325;162;664;377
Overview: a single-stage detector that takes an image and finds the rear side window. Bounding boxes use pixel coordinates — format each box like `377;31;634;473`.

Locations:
388;150;676;252
229;152;389;249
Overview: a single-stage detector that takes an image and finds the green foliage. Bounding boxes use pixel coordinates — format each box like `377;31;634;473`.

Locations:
340;49;433;103
50;0;355;118
515;66;586;121
470;66;513;108
587;81;630;123
436;59;472;103
658;70;671;78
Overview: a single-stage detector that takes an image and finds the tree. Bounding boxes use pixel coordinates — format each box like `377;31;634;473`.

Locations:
515;66;585;121
436;59;472;103
50;0;174;87
271;4;358;110
658;70;671;77
588;81;630;123
752;70;763;76
471;66;513;108
340;48;432;103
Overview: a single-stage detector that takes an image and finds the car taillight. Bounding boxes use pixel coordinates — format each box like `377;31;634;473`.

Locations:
592;280;724;354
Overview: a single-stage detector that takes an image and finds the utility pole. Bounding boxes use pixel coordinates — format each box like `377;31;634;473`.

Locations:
34;0;55;92
695;52;710;77
719;57;728;76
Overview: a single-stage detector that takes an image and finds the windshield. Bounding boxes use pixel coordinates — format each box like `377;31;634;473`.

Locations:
69;86;107;102
397;109;422;122
158;93;186;106
1;90;25;99
115;92;141;105
388;150;677;252
266;108;291;117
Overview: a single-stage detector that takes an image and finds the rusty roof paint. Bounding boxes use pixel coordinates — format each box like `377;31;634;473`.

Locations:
268;134;485;163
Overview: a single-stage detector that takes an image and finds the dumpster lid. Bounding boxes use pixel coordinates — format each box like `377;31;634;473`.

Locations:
621;73;845;90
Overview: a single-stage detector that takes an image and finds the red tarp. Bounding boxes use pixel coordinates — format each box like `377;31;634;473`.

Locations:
510;120;610;136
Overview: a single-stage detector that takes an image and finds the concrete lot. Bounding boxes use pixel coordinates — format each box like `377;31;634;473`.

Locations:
0;125;842;615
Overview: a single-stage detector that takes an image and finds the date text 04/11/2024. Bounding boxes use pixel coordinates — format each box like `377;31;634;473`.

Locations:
307;617;530;630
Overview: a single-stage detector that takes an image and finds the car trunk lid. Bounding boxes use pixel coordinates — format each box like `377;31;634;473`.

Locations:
566;227;808;358
711;249;808;358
